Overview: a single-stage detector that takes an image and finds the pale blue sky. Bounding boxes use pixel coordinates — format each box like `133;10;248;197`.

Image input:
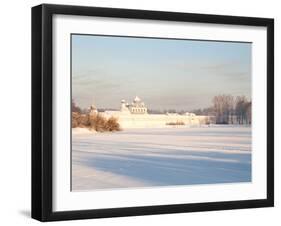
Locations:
72;34;251;111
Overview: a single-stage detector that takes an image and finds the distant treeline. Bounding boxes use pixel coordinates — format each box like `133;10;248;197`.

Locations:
71;101;118;114
147;109;188;114
150;95;252;125
192;95;251;125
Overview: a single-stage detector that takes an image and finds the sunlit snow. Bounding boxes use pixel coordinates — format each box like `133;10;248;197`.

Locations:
72;126;251;191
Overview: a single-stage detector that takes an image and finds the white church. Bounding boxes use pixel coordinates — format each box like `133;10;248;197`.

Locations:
91;96;210;129
120;96;148;114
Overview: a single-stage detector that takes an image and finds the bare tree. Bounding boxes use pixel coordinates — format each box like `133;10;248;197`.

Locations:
234;96;252;124
212;94;235;124
245;101;252;124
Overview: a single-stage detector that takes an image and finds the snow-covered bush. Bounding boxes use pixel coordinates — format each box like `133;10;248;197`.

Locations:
72;112;120;132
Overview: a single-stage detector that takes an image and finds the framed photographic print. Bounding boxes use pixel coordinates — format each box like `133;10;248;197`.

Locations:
32;4;274;221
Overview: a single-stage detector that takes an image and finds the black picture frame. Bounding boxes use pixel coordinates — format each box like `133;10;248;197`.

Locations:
32;3;274;222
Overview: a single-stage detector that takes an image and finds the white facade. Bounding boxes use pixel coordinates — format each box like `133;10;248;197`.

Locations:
99;96;210;129
120;96;148;114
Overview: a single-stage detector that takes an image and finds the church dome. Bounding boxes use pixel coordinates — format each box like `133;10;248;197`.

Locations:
134;96;141;102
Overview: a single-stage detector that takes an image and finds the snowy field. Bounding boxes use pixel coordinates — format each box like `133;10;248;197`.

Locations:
72;126;251;191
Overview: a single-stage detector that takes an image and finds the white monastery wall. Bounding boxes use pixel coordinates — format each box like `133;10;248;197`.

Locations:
93;96;210;129
100;112;209;129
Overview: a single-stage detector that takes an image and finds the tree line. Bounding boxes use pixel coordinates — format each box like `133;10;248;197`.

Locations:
193;95;251;125
212;95;251;124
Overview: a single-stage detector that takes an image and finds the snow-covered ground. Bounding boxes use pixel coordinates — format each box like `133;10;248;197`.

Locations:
72;125;251;191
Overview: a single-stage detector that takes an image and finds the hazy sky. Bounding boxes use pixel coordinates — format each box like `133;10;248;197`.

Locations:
72;34;251;111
